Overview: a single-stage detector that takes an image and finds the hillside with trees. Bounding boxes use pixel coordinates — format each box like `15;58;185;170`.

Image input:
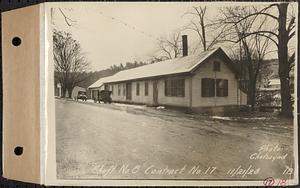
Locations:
74;61;149;89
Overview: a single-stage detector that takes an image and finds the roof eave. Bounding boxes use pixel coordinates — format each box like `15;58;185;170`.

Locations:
103;72;192;84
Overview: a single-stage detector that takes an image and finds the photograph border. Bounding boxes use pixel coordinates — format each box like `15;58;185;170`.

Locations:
44;2;299;186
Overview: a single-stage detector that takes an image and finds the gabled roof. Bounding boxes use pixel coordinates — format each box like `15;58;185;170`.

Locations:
88;75;113;89
88;47;235;89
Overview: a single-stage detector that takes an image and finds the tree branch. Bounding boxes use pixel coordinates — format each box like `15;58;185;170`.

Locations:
234;4;279;25
59;8;76;26
239;30;278;43
288;31;295;40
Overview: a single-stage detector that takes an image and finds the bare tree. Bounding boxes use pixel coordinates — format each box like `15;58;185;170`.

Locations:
227;3;295;118
156;31;182;59
219;6;273;110
50;8;76;26
184;6;225;51
53;30;89;98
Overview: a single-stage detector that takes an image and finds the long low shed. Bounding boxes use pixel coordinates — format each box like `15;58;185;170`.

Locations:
88;47;247;112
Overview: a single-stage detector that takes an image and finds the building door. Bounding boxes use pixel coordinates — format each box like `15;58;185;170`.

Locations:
92;90;98;101
126;83;132;100
153;80;158;105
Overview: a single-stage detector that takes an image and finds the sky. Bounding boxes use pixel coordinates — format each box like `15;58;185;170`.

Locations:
48;2;297;71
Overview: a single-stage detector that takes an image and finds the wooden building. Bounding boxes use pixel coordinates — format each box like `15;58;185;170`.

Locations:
88;46;247;113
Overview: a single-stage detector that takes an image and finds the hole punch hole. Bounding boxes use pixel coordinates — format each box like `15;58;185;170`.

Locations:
12;37;22;46
14;146;23;156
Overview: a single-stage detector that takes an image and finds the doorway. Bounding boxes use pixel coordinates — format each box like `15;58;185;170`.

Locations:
126;83;132;100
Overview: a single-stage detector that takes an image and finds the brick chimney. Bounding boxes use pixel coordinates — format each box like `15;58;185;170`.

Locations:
182;35;188;57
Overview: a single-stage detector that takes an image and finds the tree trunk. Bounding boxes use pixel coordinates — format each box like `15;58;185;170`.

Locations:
200;18;207;51
67;86;73;99
278;3;293;118
61;85;67;98
243;40;256;111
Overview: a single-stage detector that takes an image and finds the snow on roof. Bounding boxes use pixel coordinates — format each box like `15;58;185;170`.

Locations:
88;79;103;89
88;75;114;89
88;47;225;88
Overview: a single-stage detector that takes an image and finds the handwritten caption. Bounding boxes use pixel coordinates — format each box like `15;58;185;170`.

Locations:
249;144;289;162
89;143;293;186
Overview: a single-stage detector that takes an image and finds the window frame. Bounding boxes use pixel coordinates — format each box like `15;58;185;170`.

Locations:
201;78;215;97
145;81;149;96
136;82;140;96
216;79;228;97
165;78;185;97
118;84;121;96
123;83;126;96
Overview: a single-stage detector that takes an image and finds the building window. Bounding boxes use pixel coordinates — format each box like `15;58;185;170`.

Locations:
165;78;185;97
213;61;220;72
145;82;149;96
136;82;140;96
123;84;126;96
104;85;109;90
216;79;228;97
201;78;228;97
201;78;215;97
118;84;121;96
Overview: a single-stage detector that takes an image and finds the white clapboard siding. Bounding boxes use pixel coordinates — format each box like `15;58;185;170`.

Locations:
191;57;241;107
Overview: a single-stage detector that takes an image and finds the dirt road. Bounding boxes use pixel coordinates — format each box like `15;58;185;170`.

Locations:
56;99;294;180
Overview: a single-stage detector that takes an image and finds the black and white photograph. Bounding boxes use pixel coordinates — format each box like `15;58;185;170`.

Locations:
48;1;297;185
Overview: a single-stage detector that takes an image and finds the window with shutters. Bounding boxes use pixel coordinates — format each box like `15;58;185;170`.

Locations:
145;82;149;96
216;79;228;97
165;78;185;97
201;78;215;97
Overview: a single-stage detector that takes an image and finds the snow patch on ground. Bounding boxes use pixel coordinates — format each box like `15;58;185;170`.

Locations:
113;103;147;109
86;99;95;103
242;117;268;120
211;116;233;120
156;106;165;110
212;116;269;121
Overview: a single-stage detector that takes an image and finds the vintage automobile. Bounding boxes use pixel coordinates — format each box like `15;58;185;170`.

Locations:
94;90;112;104
76;91;87;101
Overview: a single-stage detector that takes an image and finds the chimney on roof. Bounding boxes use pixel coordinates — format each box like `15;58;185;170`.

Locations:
182;35;188;57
